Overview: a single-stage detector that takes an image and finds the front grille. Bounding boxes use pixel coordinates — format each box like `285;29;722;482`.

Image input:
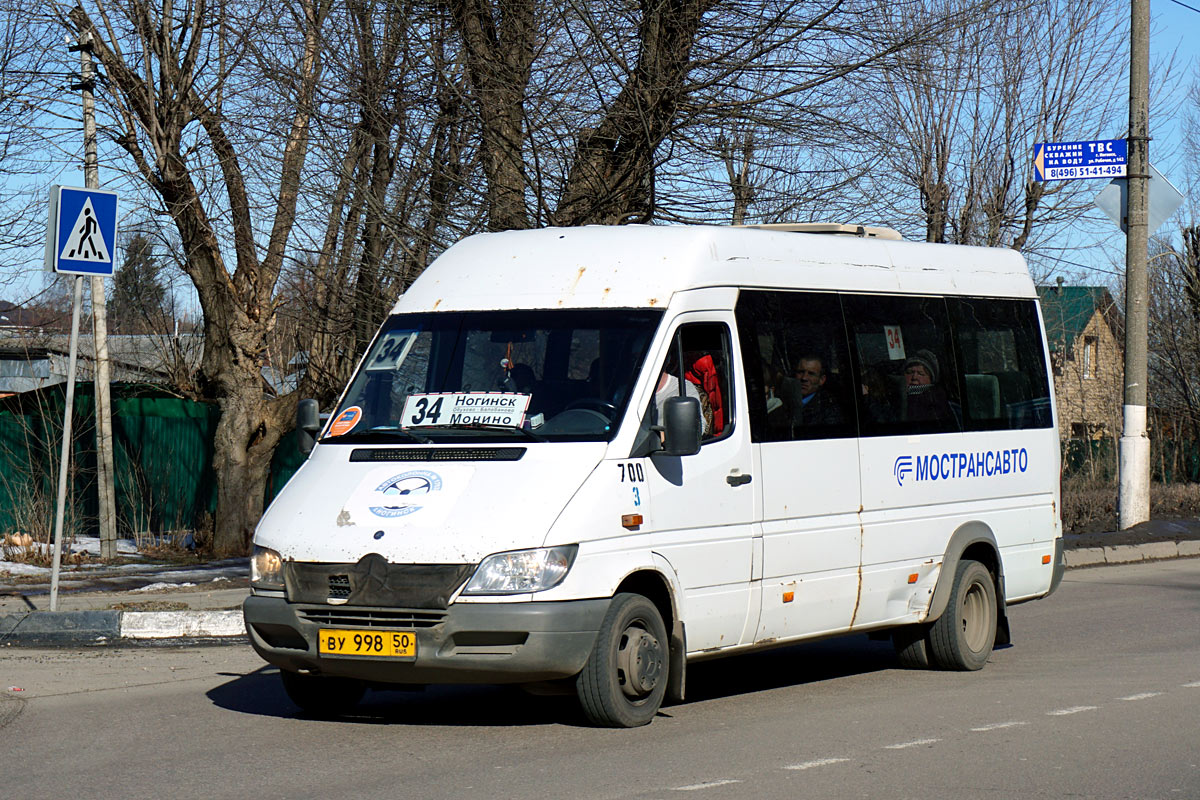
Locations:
299;607;446;628
285;558;475;609
349;447;525;462
328;574;351;600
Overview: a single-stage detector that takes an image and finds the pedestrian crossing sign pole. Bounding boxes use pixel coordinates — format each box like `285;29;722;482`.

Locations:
43;184;118;610
44;185;118;275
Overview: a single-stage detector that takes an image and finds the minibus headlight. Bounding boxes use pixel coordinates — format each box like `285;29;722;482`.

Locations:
251;545;285;590
463;545;578;595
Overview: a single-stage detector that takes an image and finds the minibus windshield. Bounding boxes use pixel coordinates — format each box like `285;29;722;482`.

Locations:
323;308;663;443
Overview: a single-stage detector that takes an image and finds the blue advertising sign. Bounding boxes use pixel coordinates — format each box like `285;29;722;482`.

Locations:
44;185;119;276
1033;139;1127;182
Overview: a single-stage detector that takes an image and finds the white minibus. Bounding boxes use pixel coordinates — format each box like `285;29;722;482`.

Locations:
244;223;1064;727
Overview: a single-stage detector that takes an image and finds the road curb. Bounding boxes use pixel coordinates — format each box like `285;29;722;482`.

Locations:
120;610;244;639
1063;540;1200;568
1;609;245;647
1;610;122;646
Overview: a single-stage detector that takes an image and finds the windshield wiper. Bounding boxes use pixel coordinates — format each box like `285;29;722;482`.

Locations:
322;427;433;445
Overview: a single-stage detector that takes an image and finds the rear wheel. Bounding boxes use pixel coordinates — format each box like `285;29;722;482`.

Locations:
928;559;997;671
576;593;668;728
280;669;366;717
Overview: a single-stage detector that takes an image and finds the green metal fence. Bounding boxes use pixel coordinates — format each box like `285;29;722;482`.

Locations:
0;383;302;537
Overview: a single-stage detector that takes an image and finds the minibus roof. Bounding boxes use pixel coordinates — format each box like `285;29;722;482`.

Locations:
392;225;1036;314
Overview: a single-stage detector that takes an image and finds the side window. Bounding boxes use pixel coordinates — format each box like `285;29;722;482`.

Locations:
947;298;1053;430
843;294;961;436
649;322;733;442
735;290;855;442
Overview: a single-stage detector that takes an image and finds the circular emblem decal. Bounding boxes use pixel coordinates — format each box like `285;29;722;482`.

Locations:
369;470;443;518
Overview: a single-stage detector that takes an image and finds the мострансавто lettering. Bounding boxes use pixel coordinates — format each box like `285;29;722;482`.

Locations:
913;448;1029;482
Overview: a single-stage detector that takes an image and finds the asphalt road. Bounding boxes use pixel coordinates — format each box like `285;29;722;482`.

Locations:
1;559;1197;800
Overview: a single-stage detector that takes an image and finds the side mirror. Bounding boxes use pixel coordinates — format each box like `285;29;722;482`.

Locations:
297;398;321;455
655;396;701;457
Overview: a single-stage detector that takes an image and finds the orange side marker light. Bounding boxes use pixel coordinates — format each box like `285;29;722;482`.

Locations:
907;573;919;584
782;591;794;603
621;514;643;530
1042;554;1052;565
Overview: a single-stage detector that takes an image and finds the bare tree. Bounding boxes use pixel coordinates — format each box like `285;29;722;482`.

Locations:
445;0;975;229
50;0;333;554
284;0;478;400
0;9;62;266
1149;230;1200;441
866;0;1125;253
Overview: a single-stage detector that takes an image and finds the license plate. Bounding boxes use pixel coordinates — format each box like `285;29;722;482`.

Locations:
318;628;417;658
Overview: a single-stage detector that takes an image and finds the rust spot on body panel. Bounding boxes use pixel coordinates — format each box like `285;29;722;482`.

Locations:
849;505;865;628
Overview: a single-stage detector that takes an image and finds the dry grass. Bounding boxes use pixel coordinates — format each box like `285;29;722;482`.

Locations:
1061;479;1200;535
1150;482;1200;517
1;532;97;568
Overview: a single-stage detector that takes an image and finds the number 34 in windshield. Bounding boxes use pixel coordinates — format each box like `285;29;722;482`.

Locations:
401;392;531;428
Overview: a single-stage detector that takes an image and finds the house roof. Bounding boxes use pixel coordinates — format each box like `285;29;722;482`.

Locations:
0;332;203;379
1036;285;1122;355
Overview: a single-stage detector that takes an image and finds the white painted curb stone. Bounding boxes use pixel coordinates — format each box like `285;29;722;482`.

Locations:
120;610;245;639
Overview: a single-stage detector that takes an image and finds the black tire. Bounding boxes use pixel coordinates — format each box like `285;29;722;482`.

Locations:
280;669;366;717
576;593;669;728
927;559;997;671
892;624;933;669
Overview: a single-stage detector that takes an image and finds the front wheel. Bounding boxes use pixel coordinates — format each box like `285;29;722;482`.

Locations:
280;669;366;717
927;559;997;671
576;593;668;727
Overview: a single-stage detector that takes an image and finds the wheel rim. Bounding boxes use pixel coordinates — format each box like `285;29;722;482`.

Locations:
616;621;663;700
960;580;990;653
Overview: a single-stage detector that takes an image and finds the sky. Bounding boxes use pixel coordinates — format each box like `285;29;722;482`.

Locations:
1152;0;1199;183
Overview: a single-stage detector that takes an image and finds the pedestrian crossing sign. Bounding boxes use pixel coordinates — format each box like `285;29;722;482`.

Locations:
44;185;119;276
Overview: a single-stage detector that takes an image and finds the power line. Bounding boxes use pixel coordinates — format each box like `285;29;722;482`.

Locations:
1167;0;1200;14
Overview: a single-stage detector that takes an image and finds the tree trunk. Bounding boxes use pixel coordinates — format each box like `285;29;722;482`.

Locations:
557;0;711;226
448;0;536;231
211;389;289;556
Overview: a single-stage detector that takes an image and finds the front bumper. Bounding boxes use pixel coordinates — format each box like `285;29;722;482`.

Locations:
242;595;610;685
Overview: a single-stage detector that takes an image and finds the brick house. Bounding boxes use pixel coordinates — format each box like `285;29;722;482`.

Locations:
1036;285;1123;440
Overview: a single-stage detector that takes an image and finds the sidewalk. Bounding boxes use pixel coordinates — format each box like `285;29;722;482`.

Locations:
2;521;1199;648
1;559;249;646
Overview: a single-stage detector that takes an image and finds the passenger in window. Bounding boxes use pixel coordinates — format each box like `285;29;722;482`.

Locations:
901;349;954;425
861;365;896;423
782;355;844;427
685;353;723;436
763;363;789;436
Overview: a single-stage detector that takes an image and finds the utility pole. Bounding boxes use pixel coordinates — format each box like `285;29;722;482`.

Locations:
74;33;118;557
1119;0;1150;530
